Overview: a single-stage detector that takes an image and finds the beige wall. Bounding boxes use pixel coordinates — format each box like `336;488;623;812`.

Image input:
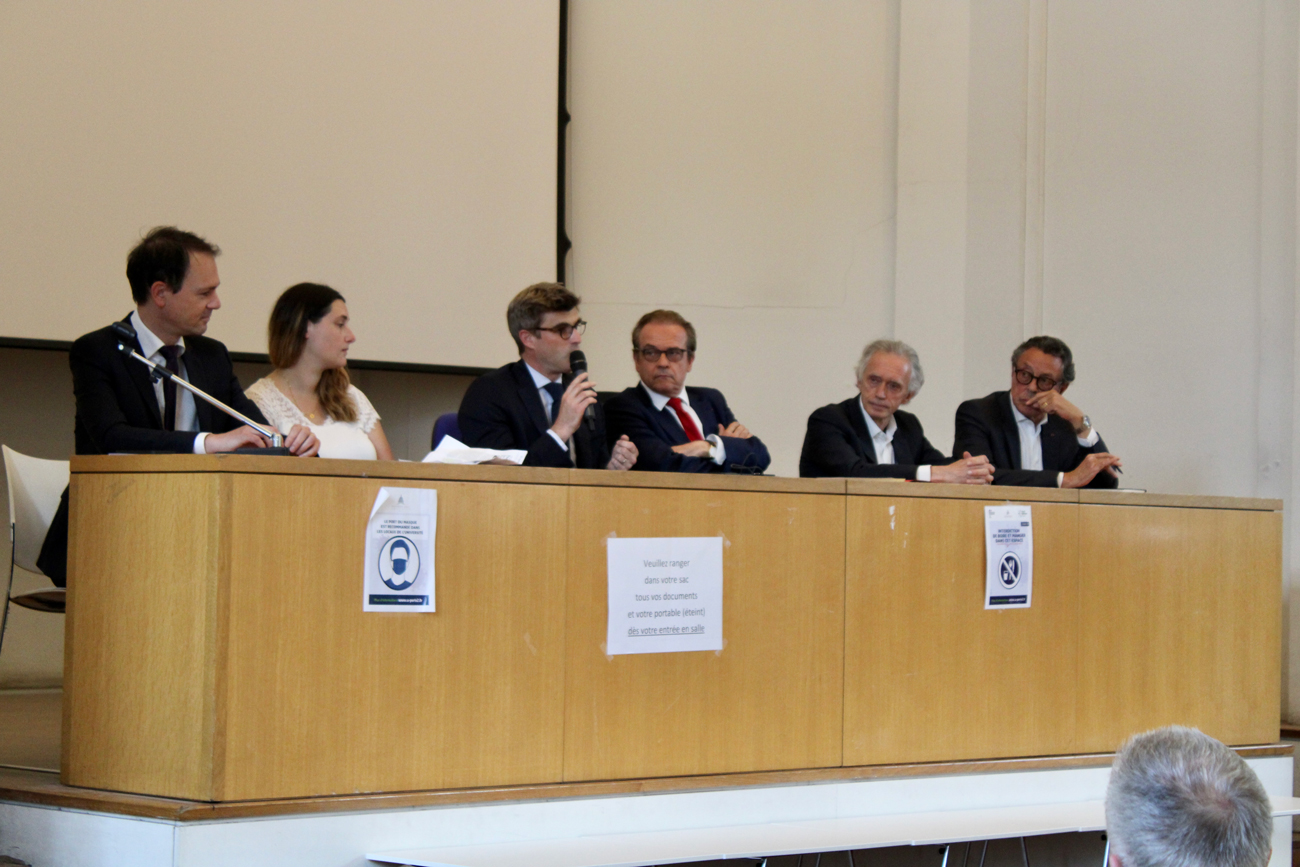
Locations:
567;0;1300;715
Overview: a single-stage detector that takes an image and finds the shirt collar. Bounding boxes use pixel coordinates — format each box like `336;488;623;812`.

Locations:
130;310;184;360
859;398;896;442
1009;399;1045;432
524;360;558;389
641;381;688;412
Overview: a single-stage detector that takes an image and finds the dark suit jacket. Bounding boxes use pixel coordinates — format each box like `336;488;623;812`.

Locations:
71;315;267;455
458;359;612;469
604;384;770;474
952;390;1117;488
39;315;269;587
799;397;946;479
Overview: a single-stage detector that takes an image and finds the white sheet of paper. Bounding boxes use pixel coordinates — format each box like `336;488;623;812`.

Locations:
364;487;437;612
422;435;526;466
985;504;1032;609
606;537;724;655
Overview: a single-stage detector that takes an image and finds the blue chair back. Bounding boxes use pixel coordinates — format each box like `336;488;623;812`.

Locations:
431;412;462;450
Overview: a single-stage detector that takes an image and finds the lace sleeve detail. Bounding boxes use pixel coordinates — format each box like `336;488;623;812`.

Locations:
349;385;381;433
245;377;306;433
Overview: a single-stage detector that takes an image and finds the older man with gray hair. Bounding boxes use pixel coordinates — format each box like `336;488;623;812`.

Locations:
799;338;993;483
1106;726;1272;867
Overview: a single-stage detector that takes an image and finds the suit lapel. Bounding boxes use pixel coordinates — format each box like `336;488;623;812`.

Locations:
843;398;878;465
511;361;552;437
1041;418;1070;470
996;393;1023;469
890;413;914;464
120;317;164;429
686;388;717;440
182;342;212;430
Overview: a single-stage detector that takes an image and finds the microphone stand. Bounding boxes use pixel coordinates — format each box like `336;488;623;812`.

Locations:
112;326;287;453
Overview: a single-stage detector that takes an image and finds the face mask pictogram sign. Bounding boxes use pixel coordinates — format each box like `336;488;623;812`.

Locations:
364;487;437;612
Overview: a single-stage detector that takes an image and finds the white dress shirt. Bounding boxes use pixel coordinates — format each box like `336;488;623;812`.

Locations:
641;383;725;465
525;362;572;456
130;310;208;454
858;398;931;481
1009;399;1099;487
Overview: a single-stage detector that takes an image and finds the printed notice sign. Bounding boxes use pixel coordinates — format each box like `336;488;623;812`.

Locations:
985;505;1032;609
364;487;436;612
607;537;723;655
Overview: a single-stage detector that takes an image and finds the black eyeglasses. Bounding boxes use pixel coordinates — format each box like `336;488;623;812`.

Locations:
1013;367;1061;391
533;319;587;340
636;345;689;362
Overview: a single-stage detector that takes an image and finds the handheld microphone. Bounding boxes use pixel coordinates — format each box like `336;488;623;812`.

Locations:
568;350;597;431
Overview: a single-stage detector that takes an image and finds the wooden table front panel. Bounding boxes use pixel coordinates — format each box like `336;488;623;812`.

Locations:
844;496;1080;765
64;473;225;800
563;485;845;781
1076;504;1281;752
218;474;568;800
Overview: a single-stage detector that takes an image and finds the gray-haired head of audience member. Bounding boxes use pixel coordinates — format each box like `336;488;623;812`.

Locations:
854;339;925;398
1105;726;1272;867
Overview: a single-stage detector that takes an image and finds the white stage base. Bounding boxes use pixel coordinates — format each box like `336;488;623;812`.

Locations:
0;757;1293;867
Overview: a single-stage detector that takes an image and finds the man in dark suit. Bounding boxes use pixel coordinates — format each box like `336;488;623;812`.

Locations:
604;310;770;474
952;335;1121;488
800;339;993;483
458;282;637;470
38;227;317;584
71;227;316;456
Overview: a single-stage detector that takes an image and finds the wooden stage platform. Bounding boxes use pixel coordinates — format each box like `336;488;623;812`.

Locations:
1;691;1295;867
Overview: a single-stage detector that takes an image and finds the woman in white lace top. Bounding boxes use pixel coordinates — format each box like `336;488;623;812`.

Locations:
246;283;394;461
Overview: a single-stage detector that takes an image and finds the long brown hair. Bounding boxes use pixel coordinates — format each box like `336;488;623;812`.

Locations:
267;283;357;423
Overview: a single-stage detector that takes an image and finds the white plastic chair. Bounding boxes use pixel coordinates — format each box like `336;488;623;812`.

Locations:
2;445;69;655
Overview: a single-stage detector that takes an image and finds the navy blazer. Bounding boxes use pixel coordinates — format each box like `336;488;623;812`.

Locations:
458;359;612;469
952;390;1117;488
799;397;946;479
604;384;770;474
71;314;268;455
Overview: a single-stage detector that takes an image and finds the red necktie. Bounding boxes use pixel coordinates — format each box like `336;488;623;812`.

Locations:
667;397;703;442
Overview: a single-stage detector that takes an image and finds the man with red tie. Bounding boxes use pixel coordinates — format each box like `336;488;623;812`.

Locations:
604;310;770;474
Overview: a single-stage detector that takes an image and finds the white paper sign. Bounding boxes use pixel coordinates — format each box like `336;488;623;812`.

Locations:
984;504;1032;609
364;487;436;612
606;537;723;655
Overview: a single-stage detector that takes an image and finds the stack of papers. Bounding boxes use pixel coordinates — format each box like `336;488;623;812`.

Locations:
422;436;526;466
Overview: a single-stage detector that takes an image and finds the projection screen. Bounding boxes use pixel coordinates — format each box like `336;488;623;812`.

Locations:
0;1;558;369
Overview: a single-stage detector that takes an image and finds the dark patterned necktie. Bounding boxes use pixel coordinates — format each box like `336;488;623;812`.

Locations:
543;381;565;424
159;345;182;431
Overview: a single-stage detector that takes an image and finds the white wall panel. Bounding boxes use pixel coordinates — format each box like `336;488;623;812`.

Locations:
1042;1;1265;496
568;0;900;477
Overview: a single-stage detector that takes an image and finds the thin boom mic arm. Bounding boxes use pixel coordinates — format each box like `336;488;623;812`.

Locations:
110;321;284;447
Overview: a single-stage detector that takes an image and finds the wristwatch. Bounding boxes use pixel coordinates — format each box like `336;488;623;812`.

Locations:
1075;415;1091;436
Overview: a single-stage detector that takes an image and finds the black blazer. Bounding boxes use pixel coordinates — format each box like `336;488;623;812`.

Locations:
40;315;270;588
458;359;612;469
799;398;946;479
71;315;267;455
604;384;771;474
952;390;1117;488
